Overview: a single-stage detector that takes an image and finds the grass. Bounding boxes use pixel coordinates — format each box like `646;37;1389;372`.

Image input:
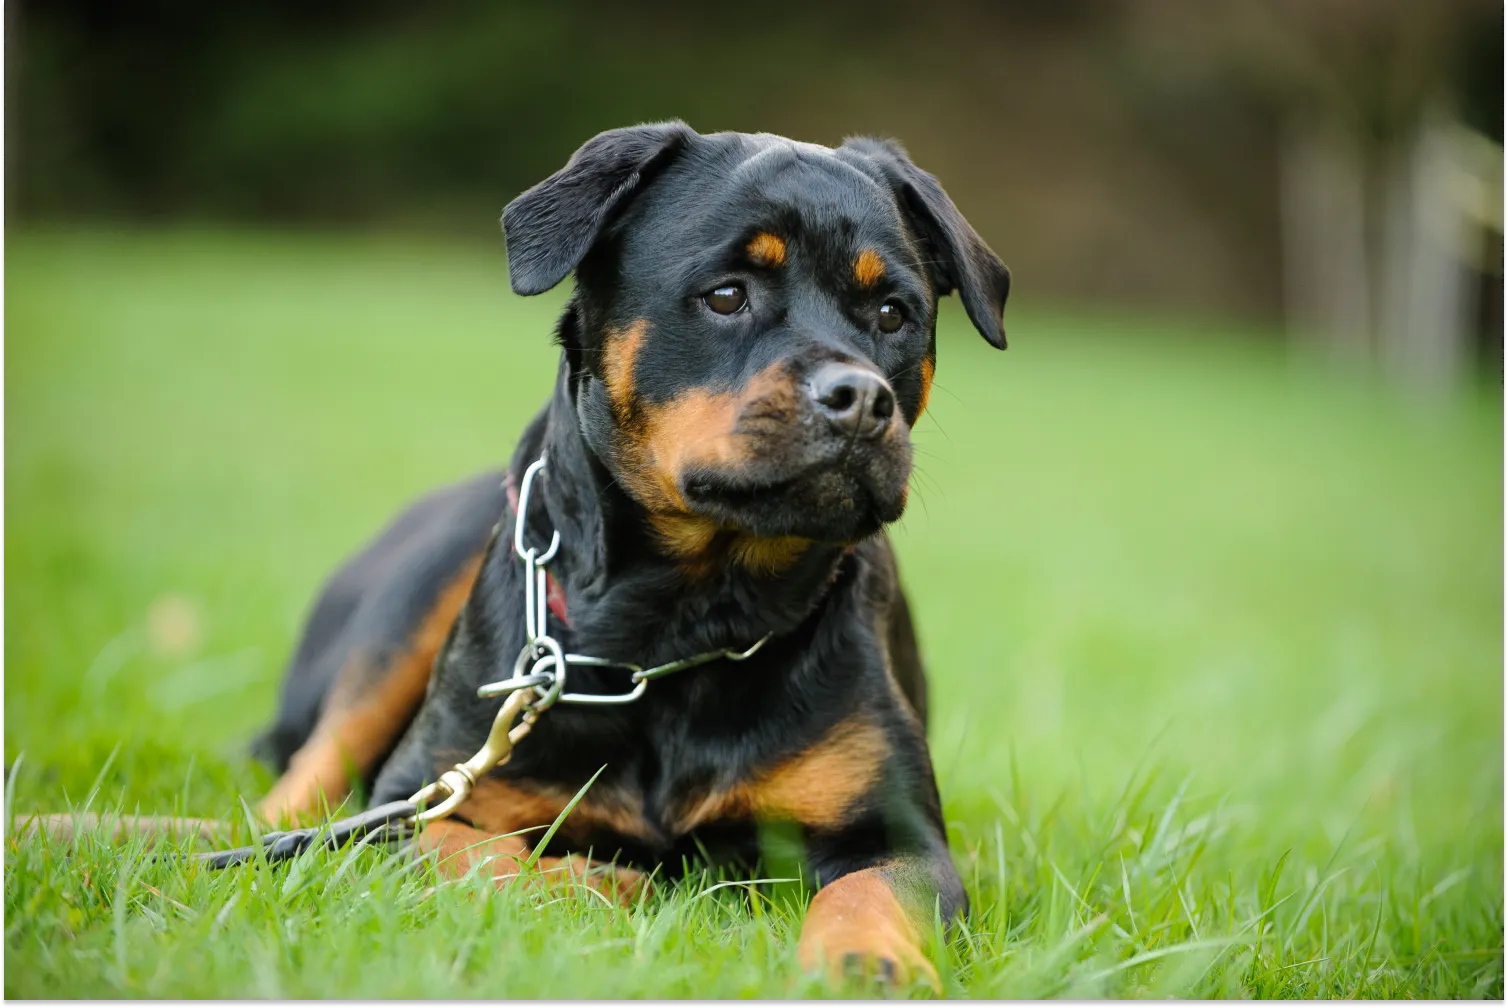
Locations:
4;227;1502;998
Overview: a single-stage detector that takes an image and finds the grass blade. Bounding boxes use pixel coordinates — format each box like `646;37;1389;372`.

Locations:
523;764;605;870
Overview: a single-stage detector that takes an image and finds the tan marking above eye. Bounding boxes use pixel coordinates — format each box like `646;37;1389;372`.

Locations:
746;232;786;267
854;248;885;287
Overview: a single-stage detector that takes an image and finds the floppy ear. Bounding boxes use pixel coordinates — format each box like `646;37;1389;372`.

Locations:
840;137;1011;349
502;121;696;296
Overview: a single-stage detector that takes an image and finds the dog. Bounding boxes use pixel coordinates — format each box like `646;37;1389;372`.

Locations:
252;121;1009;987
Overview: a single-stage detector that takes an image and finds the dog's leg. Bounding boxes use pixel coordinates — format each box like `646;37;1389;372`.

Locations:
796;856;957;990
256;472;505;826
414;819;648;906
678;710;962;988
258;557;483;826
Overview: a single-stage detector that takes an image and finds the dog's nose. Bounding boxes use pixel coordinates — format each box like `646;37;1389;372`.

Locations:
808;363;895;440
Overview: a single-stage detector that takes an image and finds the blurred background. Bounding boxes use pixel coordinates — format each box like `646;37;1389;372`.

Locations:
7;0;1504;390
5;1;1503;995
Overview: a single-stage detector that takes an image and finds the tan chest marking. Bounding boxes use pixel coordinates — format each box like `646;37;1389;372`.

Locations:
674;717;889;833
457;775;658;847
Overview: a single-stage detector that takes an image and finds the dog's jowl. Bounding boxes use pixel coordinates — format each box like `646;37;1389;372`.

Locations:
255;123;1010;987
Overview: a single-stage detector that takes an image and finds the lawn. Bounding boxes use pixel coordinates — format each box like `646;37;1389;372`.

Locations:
4;228;1502;998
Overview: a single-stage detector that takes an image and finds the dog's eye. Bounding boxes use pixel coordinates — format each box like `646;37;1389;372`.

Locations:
704;285;748;315
877;300;906;333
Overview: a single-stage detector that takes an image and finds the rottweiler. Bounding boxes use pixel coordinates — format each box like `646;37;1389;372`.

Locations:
252;121;1009;987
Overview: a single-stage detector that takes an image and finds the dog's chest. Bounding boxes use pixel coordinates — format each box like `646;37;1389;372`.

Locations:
448;562;886;869
463;708;771;870
454;654;834;860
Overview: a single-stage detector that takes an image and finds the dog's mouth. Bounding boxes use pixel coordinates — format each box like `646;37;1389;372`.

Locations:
678;441;911;543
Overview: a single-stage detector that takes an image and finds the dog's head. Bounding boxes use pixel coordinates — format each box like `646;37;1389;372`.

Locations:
503;122;1009;560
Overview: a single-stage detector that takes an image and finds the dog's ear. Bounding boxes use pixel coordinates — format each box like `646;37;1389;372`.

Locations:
503;121;696;296
840;137;1010;349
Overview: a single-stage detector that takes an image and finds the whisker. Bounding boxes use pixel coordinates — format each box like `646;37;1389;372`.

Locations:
928;378;966;408
916;409;953;445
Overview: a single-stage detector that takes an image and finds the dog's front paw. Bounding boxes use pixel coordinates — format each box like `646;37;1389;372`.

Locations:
798;933;939;992
842;950;899;985
796;866;943;992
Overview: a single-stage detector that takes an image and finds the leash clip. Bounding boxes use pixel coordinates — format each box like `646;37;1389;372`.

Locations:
408;688;536;825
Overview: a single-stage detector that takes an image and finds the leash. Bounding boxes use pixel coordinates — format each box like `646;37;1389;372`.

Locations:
194;454;770;869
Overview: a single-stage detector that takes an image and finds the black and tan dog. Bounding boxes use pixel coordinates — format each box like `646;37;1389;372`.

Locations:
253;122;1009;986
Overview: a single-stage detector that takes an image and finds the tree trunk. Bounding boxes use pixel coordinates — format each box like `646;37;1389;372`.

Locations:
1379;102;1473;392
1280;115;1372;364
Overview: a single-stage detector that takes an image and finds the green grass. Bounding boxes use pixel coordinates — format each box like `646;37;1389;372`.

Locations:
5;228;1502;998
